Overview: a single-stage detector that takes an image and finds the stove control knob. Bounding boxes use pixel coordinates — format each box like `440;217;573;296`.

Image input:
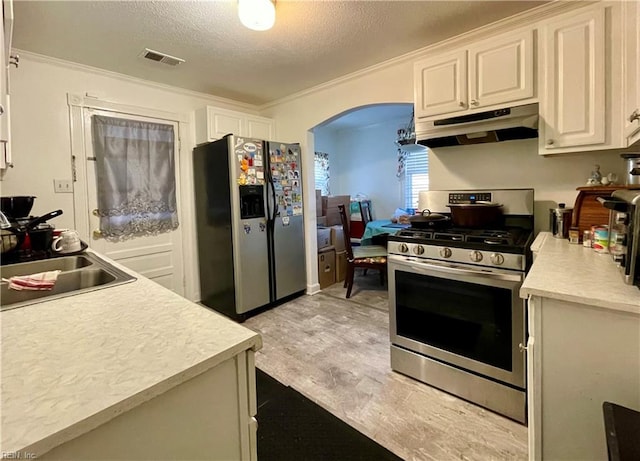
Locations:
469;250;483;262
490;253;505;265
439;247;452;259
399;243;409;253
413;245;425;255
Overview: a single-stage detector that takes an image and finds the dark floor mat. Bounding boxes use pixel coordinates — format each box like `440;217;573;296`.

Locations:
256;368;403;461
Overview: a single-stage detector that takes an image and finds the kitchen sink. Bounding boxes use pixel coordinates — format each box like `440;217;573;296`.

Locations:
0;253;136;311
0;255;93;279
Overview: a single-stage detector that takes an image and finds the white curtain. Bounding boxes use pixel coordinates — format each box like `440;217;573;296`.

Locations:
92;115;179;241
314;151;330;195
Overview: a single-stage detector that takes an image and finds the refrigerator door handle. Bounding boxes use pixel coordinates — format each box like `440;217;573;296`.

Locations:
267;168;278;221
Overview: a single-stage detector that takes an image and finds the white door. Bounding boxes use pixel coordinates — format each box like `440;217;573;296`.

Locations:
82;108;185;295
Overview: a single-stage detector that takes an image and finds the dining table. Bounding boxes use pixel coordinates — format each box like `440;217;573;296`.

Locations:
360;220;410;245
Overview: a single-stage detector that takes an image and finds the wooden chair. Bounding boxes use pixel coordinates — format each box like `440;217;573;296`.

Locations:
350;200;372;247
359;200;373;226
338;205;387;298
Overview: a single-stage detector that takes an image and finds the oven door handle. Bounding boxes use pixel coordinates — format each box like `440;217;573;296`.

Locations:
389;256;523;282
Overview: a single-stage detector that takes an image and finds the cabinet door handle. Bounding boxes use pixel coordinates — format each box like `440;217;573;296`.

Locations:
0;104;4;115
9;55;19;67
92;229;103;239
518;343;528;353
630;109;640;123
547;139;555;146
459;101;465;107
470;99;479;106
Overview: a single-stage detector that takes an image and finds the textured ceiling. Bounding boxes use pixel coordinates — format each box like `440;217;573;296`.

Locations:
13;0;547;106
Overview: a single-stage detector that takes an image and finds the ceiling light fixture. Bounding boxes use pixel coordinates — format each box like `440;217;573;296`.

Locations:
238;0;276;31
396;111;428;153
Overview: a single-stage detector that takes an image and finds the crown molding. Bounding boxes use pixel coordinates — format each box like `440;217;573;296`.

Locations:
259;0;597;111
15;49;260;113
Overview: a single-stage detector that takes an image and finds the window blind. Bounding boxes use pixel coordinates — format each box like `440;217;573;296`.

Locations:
403;150;429;209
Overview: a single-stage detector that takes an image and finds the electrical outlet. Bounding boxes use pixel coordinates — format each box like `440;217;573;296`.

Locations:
54;179;73;193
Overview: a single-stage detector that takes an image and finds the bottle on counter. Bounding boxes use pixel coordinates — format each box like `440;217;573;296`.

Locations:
569;227;580;244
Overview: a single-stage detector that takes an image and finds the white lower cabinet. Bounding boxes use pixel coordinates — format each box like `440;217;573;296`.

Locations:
527;296;640;460
195;105;275;144
39;350;258;461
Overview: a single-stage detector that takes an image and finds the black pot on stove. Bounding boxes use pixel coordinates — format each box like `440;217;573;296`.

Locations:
408;209;451;229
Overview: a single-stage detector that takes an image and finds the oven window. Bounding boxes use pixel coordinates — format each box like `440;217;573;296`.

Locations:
395;270;513;371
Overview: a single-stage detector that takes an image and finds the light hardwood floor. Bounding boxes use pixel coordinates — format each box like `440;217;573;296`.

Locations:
244;271;528;461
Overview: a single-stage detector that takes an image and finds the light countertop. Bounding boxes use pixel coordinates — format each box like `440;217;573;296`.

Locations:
0;251;262;456
520;232;640;314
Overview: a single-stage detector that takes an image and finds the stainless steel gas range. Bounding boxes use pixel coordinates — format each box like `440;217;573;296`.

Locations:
387;189;534;424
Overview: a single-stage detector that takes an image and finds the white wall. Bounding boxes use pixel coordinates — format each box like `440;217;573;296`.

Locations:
3;52;261;301
429;139;627;233
327;118;404;220
5;2;636;295
262;9;633;290
312;131;337;195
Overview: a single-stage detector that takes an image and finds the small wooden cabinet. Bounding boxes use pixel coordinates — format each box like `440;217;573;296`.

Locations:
195;106;275;144
539;3;626;154
414;28;534;120
623;0;640;145
570;185;637;238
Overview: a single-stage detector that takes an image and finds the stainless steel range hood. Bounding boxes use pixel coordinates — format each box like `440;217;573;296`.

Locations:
416;103;539;148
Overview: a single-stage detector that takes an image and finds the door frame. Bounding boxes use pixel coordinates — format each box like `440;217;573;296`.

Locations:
67;93;195;298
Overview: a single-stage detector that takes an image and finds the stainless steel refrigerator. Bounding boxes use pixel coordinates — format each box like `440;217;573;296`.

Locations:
193;135;306;320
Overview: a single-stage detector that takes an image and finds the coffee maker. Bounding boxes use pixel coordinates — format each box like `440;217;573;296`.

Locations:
621;153;640;185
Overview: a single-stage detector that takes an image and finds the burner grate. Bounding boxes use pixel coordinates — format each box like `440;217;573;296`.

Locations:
391;226;532;252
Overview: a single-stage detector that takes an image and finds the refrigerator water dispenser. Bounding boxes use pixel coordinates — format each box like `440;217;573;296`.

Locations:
240;185;265;219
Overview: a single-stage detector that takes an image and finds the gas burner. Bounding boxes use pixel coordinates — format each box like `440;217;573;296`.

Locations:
397;229;432;239
473;230;511;238
394;226;529;248
432;232;465;242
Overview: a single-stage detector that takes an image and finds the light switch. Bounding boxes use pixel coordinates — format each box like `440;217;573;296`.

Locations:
54;179;73;193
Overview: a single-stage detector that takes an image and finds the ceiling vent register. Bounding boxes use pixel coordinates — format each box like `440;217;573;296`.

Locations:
140;48;185;66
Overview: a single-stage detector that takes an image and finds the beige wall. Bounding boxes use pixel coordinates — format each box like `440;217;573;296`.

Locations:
262;64;415;292
429;140;627;234
4;0;636;294
2;53;260;300
264;61;631;290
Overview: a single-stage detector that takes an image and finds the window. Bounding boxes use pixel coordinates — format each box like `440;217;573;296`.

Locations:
403;149;429;209
314;151;330;195
92;115;179;241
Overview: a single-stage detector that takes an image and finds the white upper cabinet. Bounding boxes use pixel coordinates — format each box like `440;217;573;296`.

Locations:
195;106;275;144
414;50;467;118
539;3;625;154
414;28;534;120
0;0;13;170
246;115;275;141
623;0;640;145
468;29;534;110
